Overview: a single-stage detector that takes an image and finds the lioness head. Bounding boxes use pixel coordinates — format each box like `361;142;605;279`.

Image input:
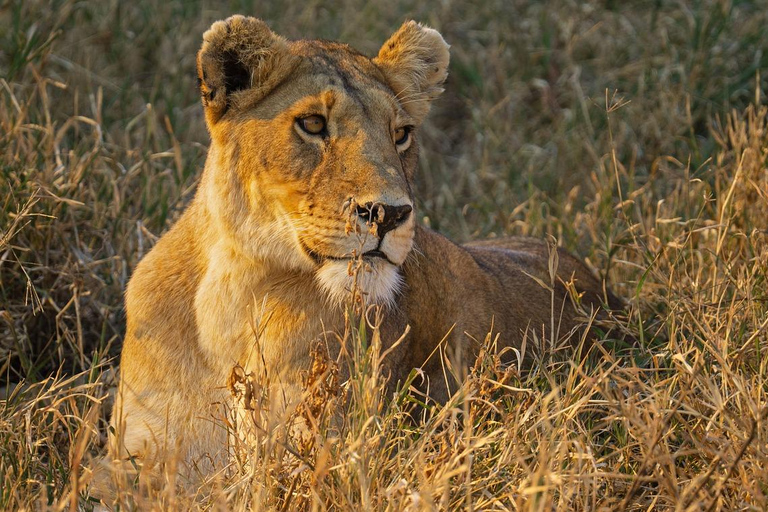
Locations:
196;16;449;306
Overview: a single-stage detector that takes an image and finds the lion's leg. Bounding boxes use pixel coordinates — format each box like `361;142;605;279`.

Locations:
101;383;229;494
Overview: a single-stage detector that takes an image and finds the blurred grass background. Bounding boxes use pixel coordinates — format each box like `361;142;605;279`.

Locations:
1;0;767;509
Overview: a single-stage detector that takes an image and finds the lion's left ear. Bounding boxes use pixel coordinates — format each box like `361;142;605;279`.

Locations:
197;16;298;126
374;21;450;124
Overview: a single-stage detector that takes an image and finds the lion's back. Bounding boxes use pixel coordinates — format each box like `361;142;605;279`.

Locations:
463;236;622;312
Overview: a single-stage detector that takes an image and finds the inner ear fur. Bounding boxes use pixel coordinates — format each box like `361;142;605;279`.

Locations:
197;15;297;125
374;21;450;124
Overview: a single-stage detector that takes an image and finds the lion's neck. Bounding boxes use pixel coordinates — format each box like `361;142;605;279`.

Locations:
193;202;342;383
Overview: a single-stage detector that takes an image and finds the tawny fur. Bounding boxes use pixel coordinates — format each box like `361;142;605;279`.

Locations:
109;15;621;477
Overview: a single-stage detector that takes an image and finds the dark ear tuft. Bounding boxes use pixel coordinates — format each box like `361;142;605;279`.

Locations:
221;50;251;95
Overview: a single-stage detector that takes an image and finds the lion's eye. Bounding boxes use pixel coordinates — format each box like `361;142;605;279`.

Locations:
394;126;411;146
297;115;326;135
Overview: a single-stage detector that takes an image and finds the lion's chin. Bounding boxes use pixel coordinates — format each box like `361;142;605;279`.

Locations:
315;258;402;308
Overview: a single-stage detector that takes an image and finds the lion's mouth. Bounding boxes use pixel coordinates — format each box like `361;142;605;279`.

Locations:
362;249;387;259
301;243;395;265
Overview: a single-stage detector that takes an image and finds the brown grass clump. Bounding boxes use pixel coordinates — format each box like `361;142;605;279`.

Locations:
2;0;768;510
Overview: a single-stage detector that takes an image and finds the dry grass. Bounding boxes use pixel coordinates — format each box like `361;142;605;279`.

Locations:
1;0;767;510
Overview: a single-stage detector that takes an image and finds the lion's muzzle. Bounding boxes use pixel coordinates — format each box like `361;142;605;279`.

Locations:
311;197;415;307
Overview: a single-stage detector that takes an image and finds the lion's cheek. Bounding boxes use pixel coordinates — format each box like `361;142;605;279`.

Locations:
379;216;415;265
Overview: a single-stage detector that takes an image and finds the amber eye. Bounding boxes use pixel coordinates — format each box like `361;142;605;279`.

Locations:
394;126;411;146
297;115;326;135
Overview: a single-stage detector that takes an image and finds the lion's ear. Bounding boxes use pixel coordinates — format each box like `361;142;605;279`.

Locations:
197;16;296;125
374;21;450;124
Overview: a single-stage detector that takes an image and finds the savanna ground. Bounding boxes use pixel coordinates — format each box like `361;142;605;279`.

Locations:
2;0;768;510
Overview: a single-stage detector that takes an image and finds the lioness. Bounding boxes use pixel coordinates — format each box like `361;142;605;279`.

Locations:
110;16;621;473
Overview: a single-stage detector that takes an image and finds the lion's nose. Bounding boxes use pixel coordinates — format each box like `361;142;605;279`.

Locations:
356;202;412;238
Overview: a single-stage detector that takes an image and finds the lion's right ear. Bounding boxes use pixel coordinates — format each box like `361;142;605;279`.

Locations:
197;16;296;125
374;21;450;125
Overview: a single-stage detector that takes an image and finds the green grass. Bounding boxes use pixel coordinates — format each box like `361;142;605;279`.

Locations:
1;0;768;509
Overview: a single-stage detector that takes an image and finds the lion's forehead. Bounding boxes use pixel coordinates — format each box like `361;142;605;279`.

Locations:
289;44;394;103
293;41;386;82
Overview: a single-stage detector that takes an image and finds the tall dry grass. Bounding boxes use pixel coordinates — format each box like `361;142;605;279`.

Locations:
1;0;767;510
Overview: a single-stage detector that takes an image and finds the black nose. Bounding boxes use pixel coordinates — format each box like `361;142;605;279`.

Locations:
356;202;413;238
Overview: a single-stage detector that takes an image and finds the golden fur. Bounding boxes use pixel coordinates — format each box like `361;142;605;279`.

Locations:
109;16;621;475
